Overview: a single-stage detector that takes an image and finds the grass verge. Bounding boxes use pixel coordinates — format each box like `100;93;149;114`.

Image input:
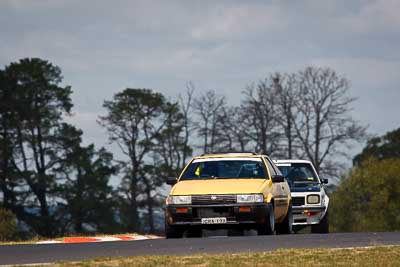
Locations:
47;245;400;267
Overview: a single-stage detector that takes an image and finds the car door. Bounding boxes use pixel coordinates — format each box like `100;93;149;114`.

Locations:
264;157;288;221
273;161;291;202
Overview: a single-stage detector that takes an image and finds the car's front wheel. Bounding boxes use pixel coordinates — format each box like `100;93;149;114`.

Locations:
165;221;184;238
186;227;202;238
311;210;329;234
276;203;293;235
257;203;275;235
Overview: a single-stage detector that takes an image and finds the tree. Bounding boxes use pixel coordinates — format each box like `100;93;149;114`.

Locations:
292;66;366;174
0;69;20;211
273;73;299;159
146;102;188;232
331;157;400;232
210;105;251;152
99;88;169;232
138;163;165;233
54;124;118;234
0;208;17;241
194;90;227;153
178;82;195;168
241;79;281;155
353;127;400;165
153;102;187;176
2;58;73;237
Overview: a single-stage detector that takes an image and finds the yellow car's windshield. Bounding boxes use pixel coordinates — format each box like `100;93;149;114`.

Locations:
180;158;267;180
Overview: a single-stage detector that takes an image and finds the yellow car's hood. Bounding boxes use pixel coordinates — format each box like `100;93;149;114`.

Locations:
170;179;268;195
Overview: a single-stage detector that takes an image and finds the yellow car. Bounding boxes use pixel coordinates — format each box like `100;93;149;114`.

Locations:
165;153;292;238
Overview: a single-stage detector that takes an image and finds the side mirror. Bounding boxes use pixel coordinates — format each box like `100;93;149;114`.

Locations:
271;174;285;183
166;177;178;185
322;178;328;184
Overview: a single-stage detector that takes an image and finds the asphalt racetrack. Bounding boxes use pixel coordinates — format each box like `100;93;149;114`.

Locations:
1;232;400;265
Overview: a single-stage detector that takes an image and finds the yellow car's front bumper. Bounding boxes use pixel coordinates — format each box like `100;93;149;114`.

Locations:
165;203;271;228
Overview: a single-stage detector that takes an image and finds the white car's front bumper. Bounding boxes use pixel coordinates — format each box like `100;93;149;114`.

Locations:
292;206;326;225
291;192;328;226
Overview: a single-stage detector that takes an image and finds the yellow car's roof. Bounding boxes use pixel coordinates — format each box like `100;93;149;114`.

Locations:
194;153;267;159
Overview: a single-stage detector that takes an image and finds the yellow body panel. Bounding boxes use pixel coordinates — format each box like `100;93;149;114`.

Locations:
170;179;270;196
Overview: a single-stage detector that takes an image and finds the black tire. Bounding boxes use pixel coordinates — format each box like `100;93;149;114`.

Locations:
186;227;202;238
311;210;329;234
276;204;293;235
165;221;184;238
292;225;305;234
257;203;275;235
227;228;244;236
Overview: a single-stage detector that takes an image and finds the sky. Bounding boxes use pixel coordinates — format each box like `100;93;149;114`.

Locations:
1;0;400;161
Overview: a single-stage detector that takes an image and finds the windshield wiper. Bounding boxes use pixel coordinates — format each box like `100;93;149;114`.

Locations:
198;175;220;179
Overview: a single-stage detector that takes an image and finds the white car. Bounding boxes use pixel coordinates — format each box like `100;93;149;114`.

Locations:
274;160;329;233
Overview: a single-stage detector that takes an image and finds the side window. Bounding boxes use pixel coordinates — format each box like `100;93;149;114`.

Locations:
264;157;276;177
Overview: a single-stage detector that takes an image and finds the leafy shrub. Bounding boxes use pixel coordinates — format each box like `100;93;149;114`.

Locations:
0;208;17;241
331;157;400;232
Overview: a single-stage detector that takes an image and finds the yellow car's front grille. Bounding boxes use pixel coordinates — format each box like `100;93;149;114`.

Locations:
192;194;236;205
196;207;234;218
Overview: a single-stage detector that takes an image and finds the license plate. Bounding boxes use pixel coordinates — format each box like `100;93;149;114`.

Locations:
201;217;227;224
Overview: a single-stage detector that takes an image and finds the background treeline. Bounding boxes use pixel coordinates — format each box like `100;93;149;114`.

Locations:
331;128;400;232
0;57;397;239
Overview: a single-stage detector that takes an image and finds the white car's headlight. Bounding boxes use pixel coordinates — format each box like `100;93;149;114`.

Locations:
237;194;264;203
307;194;320;204
167;195;192;205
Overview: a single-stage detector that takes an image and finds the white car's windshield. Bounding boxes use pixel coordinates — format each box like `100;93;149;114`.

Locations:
180;158;267;180
277;163;319;187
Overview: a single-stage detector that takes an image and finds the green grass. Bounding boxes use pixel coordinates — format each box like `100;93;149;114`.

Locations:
47;245;400;267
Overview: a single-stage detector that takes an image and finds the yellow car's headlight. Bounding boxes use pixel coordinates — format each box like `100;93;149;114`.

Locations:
167;195;192;205
236;194;264;203
307;194;320;204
